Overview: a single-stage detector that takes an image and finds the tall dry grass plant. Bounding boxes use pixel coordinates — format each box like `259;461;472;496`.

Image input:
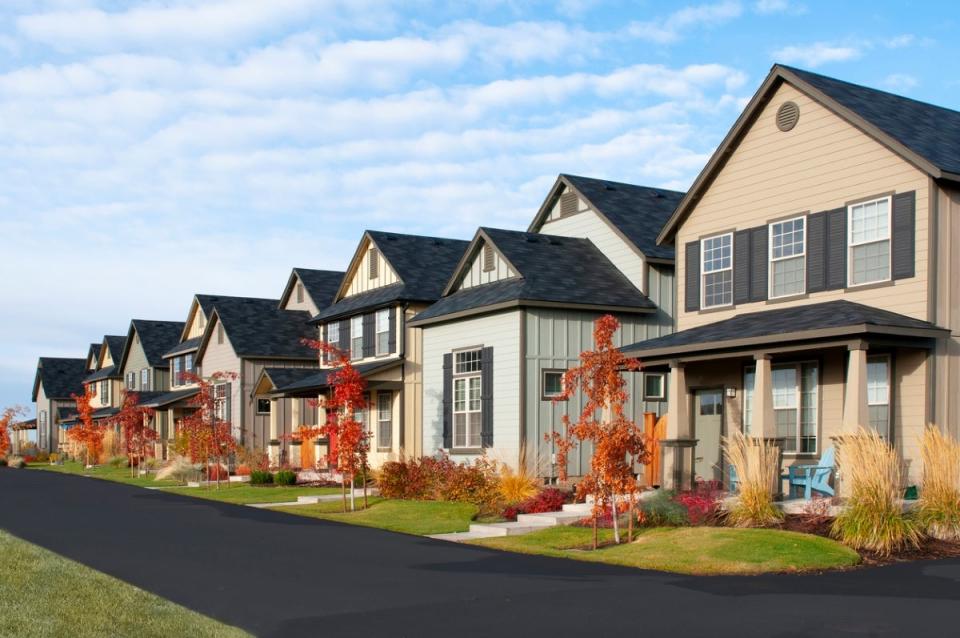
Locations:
832;426;919;556
916;426;960;541
498;465;539;504
723;430;783;527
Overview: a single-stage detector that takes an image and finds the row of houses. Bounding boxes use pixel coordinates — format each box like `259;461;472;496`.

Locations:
24;64;960;490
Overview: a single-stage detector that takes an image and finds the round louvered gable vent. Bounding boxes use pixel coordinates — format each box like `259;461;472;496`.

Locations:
776;101;800;131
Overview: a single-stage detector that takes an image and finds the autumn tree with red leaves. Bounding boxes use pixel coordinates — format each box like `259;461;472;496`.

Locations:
549;314;649;547
173;371;239;487
108;391;157;476
68;385;107;465
0;406;26;458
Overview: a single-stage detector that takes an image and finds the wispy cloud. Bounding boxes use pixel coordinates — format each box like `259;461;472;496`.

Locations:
626;1;743;44
773;41;860;67
882;73;918;91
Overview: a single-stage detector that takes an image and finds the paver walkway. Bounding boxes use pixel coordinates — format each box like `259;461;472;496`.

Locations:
2;468;960;638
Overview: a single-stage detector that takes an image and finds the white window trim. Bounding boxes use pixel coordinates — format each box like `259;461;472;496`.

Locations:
701;232;734;309
541;369;566;400
375;309;390;356
141;368;149;391
376;392;392;451
744;361;819;456
768;215;807;299
867;354;892;438
452;348;483;449
643;372;666;401
847;196;892;288
350;315;364;360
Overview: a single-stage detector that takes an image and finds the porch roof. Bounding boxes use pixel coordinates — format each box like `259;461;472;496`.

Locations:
12;418;36;431
621;300;947;361
139;387;200;409
258;358;403;397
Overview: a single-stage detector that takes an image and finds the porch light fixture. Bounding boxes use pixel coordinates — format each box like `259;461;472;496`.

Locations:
725;387;737;398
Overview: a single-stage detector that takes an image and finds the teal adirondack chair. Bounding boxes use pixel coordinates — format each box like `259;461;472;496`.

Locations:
785;447;836;499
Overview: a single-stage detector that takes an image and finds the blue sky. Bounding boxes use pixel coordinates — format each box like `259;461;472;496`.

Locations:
1;0;957;416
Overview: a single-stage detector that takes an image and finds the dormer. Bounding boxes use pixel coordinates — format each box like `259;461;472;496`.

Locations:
278;268;344;315
447;238;518;293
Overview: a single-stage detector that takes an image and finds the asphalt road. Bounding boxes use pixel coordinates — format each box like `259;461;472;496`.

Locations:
2;468;959;637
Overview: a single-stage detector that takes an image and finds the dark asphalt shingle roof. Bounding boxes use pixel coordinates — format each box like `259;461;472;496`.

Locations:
86;343;101;367
312;283;406;322
163;336;202;358
621;300;945;356
34;358;87;400
211;297;316;359
560;174;684;261
84;365;119;383
264;359;403;395
103;335;127;365
411;228;655;324
139;388;200;408
130;320;185;367
785;65;960;175
292;269;344;309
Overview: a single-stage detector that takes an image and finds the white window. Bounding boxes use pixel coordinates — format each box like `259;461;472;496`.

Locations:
100;380;110;405
375;309;390;356
377;392;393;451
643;373;666;400
743;369;755;435
213;384;227;422
172;357;183;386
769;217;806;298
848;197;891;286
140;369;149;391
184;353;194;376
327;322;339;344
744;362;818;453
867;355;891;438
542;370;565;400
701;233;733;308
350;315;363;359
453;349;483;448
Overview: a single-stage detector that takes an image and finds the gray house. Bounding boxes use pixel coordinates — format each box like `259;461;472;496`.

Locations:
31;357;86;453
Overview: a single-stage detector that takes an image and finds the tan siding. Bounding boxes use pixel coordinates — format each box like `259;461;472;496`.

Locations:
894;348;928;483
403;304;425;458
197;317;243;441
282;275;321;315
345;240;399;297
676;82;930;330
120;334;152;392
455;242;517;290
934;185;960;437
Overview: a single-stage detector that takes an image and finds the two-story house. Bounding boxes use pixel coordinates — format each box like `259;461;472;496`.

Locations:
256;231;469;469
31;356;86;453
622;64;957;491
81;334;128;422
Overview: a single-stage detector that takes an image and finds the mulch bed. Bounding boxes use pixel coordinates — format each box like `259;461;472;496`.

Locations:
779;514;960;566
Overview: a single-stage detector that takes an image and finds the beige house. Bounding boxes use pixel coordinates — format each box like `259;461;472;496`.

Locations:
80;335;129;421
31;356;86;453
622;64;958;491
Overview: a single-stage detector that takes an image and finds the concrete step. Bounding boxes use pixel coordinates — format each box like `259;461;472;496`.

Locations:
429;530;502;542
468;521;555;537
562;502;593;514
516;511;585;526
296;488;374;504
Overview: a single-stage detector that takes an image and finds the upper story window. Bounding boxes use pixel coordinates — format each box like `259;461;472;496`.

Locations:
848;197;891;286
172;357;182;385
126;371;136;390
701;233;733;308
769;217;805;298
100;380;110;404
185;353;194;375
375;309;390;356
350;315;363;360
327;322;339;345
140;369;149;391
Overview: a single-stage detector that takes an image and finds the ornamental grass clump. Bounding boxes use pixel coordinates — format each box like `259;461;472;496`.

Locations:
723;430;783;528
832;427;920;556
915;426;960;541
498;465;539;504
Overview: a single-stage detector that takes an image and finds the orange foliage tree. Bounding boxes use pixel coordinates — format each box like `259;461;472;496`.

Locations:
68;385;108;465
108;391;157;475
174;371;239;485
549;314;649;547
0;406;26;458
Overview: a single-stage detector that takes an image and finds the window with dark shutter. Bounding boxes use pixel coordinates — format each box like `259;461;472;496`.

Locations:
733;229;751;304
442;353;453;448
684;241;700;312
482;243;495;272
749;226;768;302
480;347;493;448
362;313;375;358
368;248;379;279
825;207;847;290
339;319;350;355
560;191;578;217
892;191;916;280
387;307;397;354
806;211;827;293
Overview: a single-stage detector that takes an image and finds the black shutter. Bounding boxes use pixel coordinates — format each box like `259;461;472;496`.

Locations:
749;226;768;302
892;191;916;280
387;306;397;354
224;382;232;426
733;229;751;305
684;241;700;312
806;211;827;293
339;319;350;355
480;347;494;448
825;207;847;290
362;313;374;358
442;353;452;449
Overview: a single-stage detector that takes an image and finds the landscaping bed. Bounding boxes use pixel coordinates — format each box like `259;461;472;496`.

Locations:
274;498;479;536
26;460;179;488
164;484;341;505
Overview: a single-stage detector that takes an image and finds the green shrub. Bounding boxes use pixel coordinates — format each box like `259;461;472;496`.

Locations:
0;458;7;467
250;470;273;485
639;490;690;527
35;451;50;463
274;470;297;486
143;458;161;471
108;455;129;468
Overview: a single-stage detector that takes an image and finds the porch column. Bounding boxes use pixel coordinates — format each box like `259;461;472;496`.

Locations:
268;397;280;467
289;398;302;468
843;344;869;430
753;354;775;438
661;361;695;491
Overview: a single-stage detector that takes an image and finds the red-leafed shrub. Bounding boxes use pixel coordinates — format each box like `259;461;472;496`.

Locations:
675;480;725;525
377;453;500;514
502;488;569;520
235;464;251;477
206;464;229;481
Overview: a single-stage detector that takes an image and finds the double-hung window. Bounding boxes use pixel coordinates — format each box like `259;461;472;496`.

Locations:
702;233;733;308
326;322;339;364
172;357;182;386
126;372;136;390
213;384;227;422
848;197;891;286
453;349;482;449
140;369;149;391
743;362;818;453
867;355;891;438
375;309;390;356
100;380;110;405
185;353;194;376
377;392;393;451
350;315;363;360
769;217;805;298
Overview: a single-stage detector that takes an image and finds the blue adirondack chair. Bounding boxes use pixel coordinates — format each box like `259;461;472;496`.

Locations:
785;447;836;499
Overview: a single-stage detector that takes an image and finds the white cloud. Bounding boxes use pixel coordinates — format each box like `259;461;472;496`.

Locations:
882;73;918;91
753;0;805;14
773;42;861;67
627;1;743;44
884;34;915;48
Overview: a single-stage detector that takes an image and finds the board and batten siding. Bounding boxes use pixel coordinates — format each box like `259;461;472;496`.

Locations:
282;276;321;315
933;184;960;439
540;203;648;295
403;304;425;458
196;319;243;441
421;310;522;469
34;383;51;452
454;243;517;291
676;81;930;330
245;358;319;453
344;242;399;297
524;309;667;479
121;338;154;391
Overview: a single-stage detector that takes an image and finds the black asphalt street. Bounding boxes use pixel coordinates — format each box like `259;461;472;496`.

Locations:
2;469;959;637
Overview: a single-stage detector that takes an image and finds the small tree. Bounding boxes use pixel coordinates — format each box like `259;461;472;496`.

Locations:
109;391;157;476
0;406;26;458
174;371;239;488
68;386;107;465
549;315;649;548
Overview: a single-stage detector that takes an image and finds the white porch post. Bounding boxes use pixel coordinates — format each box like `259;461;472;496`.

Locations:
289;398;302;468
661;361;695;491
844;344;869;430
268;397;280;467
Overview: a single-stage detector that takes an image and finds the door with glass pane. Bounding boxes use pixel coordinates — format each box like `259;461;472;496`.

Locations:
694;389;724;483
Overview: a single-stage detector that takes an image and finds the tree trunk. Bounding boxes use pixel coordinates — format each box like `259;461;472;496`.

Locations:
628;494;634;543
341;474;347;513
611;490;620;544
592;512;598;550
349;472;356;512
362;464;368;510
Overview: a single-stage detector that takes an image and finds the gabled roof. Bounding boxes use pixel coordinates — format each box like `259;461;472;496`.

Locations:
410;228;655;326
621;300;947;359
315;231;469;322
257;359;403;397
85;343;101;370
32;357;86;401
658;63;960;244
529;174;684;262
163;336;201;359
178;294;250;342
197;297;317;360
118;319;185;371
100;335;127;367
84;365;119;383
139;387;199;409
278;269;345;310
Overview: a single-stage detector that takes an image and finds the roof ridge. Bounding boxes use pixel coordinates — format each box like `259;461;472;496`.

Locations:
561;173;687;195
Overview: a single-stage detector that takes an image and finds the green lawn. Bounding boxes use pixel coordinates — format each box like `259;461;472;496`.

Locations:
0;530;249;638
27;461;180;488
275;498;479;535
472;526;861;575
164;484;341;505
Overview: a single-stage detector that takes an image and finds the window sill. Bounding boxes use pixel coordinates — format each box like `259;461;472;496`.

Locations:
765;292;809;305
376;447;392;453
698;303;735;315
844;279;894;293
